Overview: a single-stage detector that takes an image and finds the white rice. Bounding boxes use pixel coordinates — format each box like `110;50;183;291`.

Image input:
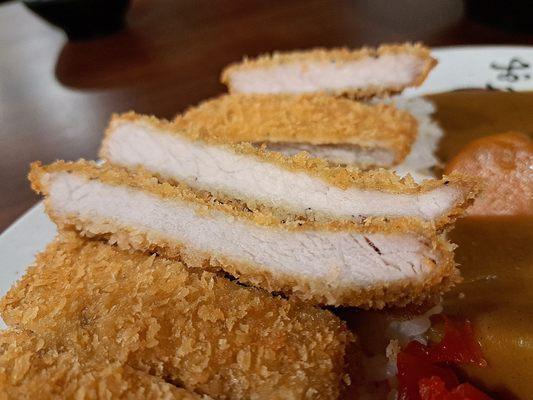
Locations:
373;96;444;182
357;301;444;399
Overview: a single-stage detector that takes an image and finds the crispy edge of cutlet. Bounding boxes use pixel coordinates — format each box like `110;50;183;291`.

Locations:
0;329;203;400
220;43;437;98
0;233;351;399
29;160;441;235
40;220;458;309
28;162;460;307
174;94;417;165
99;113;479;227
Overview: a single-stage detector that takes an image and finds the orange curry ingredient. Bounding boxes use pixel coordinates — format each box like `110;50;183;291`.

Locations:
444;132;532;216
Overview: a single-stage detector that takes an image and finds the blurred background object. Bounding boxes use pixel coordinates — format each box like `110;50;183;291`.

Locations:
464;0;533;33
2;0;533;232
23;0;130;40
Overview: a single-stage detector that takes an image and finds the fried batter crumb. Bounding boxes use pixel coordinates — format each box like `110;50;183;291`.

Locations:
221;43;436;98
0;329;204;399
28;160;462;308
174;94;418;166
31;159;477;233
0;233;351;400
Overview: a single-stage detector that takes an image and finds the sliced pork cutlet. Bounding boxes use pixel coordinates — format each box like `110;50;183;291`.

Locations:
221;43;436;97
30;161;459;308
0;234;350;400
100;113;477;229
0;329;203;400
174;94;417;169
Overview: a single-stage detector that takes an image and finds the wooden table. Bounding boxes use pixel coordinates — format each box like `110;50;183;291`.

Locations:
2;0;533;233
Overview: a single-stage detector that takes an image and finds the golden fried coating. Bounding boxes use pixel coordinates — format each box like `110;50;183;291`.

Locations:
174;94;418;166
0;329;203;400
30;159;438;235
29;161;459;309
221;43;436;98
103;112;464;194
0;234;350;399
99;113;478;230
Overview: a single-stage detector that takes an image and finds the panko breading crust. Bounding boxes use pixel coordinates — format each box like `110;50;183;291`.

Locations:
174;94;418;166
29;161;460;308
0;330;202;400
58;219;459;309
30;160;437;235
0;234;351;400
220;43;437;98
100;113;478;229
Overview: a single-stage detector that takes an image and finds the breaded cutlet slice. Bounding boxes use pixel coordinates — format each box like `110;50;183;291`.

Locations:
100;113;477;229
221;43;436;97
0;234;350;400
29;161;459;308
174;94;418;168
0;329;203;400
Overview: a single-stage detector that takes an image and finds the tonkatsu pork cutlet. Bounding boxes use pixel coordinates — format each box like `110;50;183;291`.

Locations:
30;161;459;308
100;113;477;229
0;234;350;400
0;329;202;400
174;94;417;168
221;43;436;97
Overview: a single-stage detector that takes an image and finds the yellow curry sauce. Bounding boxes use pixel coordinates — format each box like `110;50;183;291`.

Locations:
344;90;533;400
428;89;533;399
445;216;533;399
429;89;533;163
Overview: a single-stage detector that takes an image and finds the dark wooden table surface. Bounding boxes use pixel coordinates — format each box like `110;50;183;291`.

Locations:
2;0;533;233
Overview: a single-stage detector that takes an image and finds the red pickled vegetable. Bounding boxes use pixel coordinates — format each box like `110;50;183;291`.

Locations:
397;343;459;400
452;383;493;400
419;376;493;400
427;317;487;367
397;317;491;400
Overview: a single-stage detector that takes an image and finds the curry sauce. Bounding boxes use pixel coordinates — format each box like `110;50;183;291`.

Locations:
345;90;533;399
431;89;533;399
445;216;533;399
429;89;533;163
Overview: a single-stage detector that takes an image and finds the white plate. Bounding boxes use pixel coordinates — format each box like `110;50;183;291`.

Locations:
2;45;533;304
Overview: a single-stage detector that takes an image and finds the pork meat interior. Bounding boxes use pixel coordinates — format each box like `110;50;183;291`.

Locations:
101;113;476;229
30;161;458;308
221;43;436;97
